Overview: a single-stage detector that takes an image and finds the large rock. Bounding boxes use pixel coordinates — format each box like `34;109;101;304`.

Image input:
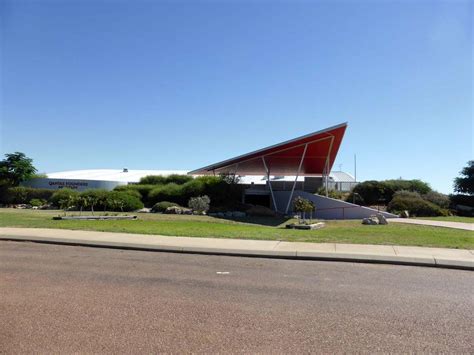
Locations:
376;213;388;225
400;210;410;218
362;216;379;225
164;206;192;215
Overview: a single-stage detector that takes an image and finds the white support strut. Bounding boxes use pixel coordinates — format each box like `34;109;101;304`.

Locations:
285;144;308;214
262;156;278;212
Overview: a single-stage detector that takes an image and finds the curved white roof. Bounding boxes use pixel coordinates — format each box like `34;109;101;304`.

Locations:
46;169;189;183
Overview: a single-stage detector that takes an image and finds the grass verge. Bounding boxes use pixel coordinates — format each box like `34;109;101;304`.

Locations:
0;209;472;249
417;216;474;223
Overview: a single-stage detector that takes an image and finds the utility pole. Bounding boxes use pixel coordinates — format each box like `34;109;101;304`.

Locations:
354;154;357;182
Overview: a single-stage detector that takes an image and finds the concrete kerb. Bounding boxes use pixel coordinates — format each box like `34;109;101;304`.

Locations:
1;233;472;271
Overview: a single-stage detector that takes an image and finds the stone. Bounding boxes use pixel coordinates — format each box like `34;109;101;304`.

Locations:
362;217;379;225
400;210;410;218
376;213;388;225
164;206;192;215
136;208;151;213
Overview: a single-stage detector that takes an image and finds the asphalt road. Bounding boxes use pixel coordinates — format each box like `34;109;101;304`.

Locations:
1;241;473;353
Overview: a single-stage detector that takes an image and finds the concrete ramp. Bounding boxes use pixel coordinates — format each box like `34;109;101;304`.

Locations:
273;190;398;220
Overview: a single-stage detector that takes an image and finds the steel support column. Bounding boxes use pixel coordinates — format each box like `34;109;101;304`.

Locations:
262;157;278;212
323;135;335;197
284;144;308;214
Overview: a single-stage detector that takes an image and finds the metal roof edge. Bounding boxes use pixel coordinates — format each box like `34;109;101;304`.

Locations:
187;122;348;175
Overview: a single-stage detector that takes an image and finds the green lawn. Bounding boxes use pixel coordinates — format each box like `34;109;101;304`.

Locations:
417;216;474;223
0;208;472;249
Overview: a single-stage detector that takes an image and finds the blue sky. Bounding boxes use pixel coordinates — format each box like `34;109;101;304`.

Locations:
1;0;472;193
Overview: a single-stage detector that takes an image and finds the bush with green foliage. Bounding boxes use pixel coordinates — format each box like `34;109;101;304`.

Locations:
384;179;432;195
188;195;210;214
387;194;447;217
423;191;450;209
50;189;80;210
346;179;432;206
316;187;346;200
139;174;193;185
29;198;46;207
2;186;55;204
114;184;156;205
293;196;315;221
105;191;144;212
148;183;184;205
151;201;180;213
147;176;243;208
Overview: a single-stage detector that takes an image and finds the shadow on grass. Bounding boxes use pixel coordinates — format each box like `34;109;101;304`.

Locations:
210;215;293;227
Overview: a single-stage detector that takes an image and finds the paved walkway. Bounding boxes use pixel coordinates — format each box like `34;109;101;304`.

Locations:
0;227;472;270
389;218;473;231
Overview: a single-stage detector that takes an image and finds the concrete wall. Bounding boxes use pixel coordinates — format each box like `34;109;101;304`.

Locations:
22;178;126;192
273;190;398;220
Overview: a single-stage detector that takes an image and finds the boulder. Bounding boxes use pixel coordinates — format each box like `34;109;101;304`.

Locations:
362;216;379;225
376;213;388;225
164;206;192;215
136;208;151;213
400;210;410;218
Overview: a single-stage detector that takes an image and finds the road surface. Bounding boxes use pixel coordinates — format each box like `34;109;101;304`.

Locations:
1;241;473;353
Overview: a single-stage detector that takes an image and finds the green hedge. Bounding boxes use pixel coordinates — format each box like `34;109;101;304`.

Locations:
347;179;432;206
387;195;447;217
147;176;243;208
139;174;193;185
2;186;55;204
114;184;155;206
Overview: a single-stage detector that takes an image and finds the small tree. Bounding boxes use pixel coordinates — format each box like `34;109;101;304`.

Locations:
293;196;315;223
0;152;37;186
188;195;210;214
454;161;474;195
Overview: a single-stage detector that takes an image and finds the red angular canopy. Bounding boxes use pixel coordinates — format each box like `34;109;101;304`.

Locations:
188;123;347;176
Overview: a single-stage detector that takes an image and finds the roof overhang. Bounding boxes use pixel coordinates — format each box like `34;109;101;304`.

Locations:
188;122;347;176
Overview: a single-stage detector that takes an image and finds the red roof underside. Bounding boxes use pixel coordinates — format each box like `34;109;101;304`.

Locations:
189;123;347;176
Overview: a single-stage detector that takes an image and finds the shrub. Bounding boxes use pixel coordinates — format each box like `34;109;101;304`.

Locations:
346;180;390;206
347;179;432;206
146;176;243;209
423;191;450;209
2;186;55;204
148;183;184;205
293;196;315;213
384;179;432;195
393;190;422;199
139;174;193;185
316;187;346;200
114;184;156;206
387;195;447;217
77;190;110;213
293;196;315;221
29;198;46;207
50;188;80;209
106;191;144;212
151;201;179;213
188;195;210;214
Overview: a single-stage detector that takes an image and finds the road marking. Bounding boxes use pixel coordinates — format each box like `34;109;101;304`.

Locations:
216;271;230;275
